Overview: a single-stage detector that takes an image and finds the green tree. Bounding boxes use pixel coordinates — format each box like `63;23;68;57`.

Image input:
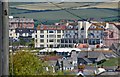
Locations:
28;38;34;48
19;38;26;46
9;51;50;75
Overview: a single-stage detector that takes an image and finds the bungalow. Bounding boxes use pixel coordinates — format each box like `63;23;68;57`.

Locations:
77;51;117;65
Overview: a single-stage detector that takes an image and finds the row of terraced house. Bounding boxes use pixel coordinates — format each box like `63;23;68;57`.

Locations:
9;17;120;48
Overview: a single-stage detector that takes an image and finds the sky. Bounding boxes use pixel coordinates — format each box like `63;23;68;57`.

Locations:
4;0;119;2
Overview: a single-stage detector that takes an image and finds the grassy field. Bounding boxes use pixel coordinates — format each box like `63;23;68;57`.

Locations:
98;58;119;66
10;8;118;21
9;2;119;24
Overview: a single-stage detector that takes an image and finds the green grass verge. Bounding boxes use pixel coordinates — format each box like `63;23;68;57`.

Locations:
98;58;119;66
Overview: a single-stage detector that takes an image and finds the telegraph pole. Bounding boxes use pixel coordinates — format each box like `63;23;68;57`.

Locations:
0;1;2;77
0;0;9;76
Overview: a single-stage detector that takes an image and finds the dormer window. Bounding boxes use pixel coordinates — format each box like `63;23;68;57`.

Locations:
19;30;22;32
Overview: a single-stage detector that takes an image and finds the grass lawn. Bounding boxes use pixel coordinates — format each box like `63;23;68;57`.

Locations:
98;58;119;66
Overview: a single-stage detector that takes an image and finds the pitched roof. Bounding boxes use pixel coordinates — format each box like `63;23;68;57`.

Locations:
9;18;34;23
77;51;101;58
110;43;120;56
77;51;117;58
96;52;106;62
109;22;120;30
83;58;92;63
15;28;35;33
115;25;120;30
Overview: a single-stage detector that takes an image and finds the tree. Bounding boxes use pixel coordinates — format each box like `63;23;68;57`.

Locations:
19;38;26;46
9;51;50;75
28;38;34;48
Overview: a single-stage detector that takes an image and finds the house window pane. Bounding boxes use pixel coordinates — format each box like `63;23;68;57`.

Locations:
49;35;55;38
109;32;113;38
40;45;44;47
57;39;60;42
57;35;61;38
61;39;64;43
40;39;44;42
49;39;54;42
57;30;61;33
40;30;44;33
49;30;54;33
40;35;44;38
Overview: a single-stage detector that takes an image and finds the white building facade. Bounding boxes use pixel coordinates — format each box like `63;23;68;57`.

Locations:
35;21;91;48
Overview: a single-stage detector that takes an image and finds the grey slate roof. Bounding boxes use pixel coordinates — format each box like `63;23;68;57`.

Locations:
83;58;92;63
96;52;106;62
78;51;102;58
110;43;120;56
15;28;35;33
77;51;117;58
9;18;34;23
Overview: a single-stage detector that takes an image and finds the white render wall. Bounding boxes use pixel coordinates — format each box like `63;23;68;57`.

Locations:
78;21;91;38
9;29;16;38
35;30;64;48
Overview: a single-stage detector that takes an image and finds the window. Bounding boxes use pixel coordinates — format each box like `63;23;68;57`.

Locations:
10;29;13;31
40;35;44;38
73;39;76;43
69;39;72;43
109;32;113;38
35;35;37;38
97;36;99;38
30;30;33;32
40;45;44;47
57;35;61;38
57;39;60;42
57;30;61;33
65;39;68;43
81;35;84;38
49;35;55;38
81;27;84;30
104;32;108;36
96;39;100;44
40;30;44;33
49;30;54;33
49;39;54;42
10;33;12;36
50;45;53;48
84;39;87;43
40;39;44;42
19;30;22;32
61;39;64;43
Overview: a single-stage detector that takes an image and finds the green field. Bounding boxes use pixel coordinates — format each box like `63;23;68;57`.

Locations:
98;58;119;66
9;2;119;24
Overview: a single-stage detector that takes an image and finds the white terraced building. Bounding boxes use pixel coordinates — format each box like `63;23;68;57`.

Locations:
35;21;91;48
